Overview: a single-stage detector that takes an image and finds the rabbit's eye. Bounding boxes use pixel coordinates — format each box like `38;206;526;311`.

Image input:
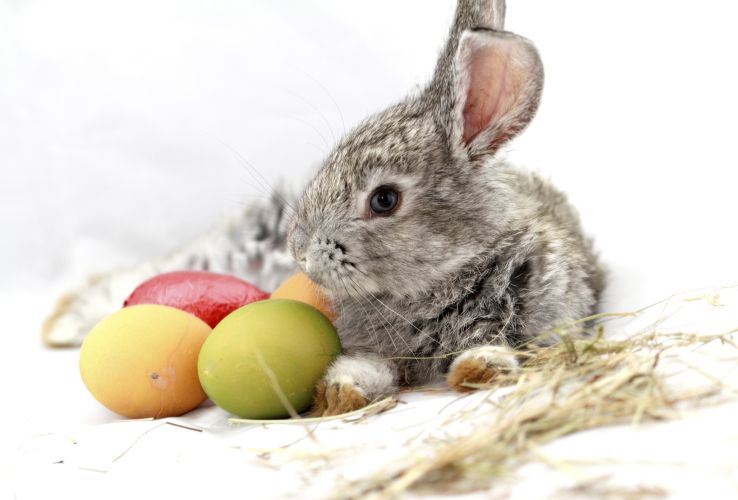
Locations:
369;185;400;216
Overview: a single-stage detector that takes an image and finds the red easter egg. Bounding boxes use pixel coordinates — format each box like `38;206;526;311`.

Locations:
124;271;269;328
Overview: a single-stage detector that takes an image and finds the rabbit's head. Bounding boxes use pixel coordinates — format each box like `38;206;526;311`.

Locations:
288;0;543;300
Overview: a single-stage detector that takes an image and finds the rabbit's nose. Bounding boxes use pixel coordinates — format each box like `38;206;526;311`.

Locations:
296;235;347;288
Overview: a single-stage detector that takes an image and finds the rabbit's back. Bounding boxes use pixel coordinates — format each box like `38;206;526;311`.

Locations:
500;164;605;307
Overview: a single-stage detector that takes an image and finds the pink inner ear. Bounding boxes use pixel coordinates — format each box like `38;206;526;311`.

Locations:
462;46;521;145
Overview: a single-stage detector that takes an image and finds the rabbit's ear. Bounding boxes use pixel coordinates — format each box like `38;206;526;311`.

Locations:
450;30;543;158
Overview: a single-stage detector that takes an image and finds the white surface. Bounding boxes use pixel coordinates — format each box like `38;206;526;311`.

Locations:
4;289;738;499
2;0;738;498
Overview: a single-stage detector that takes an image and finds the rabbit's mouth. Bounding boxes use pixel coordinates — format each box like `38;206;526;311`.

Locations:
299;237;352;286
292;238;383;300
288;214;384;297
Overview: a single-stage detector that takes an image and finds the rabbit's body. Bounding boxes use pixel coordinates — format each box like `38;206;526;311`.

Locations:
45;0;604;415
288;0;604;412
333;161;603;386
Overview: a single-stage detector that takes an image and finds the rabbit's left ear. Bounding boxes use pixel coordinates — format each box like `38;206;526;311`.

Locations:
450;30;543;159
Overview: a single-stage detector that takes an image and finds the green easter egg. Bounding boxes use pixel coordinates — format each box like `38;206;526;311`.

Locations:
198;299;341;419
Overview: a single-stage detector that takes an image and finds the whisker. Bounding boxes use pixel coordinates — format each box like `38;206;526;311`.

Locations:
290;116;331;153
345;276;405;354
306;142;329;158
343;276;395;352
280;87;337;145
345;274;416;355
217;140;298;215
337;277;383;351
347;269;440;346
340;276;392;352
290;64;347;136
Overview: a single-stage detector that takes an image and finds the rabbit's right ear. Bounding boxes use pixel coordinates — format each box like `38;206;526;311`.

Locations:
428;0;543;161
449;30;543;159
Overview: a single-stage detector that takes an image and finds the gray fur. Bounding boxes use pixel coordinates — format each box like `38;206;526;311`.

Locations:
288;0;604;395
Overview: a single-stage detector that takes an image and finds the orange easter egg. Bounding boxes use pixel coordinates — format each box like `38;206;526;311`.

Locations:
270;272;336;321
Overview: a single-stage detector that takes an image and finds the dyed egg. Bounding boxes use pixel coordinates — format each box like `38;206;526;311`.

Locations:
124;270;269;328
270;271;336;321
79;305;212;418
198;299;341;419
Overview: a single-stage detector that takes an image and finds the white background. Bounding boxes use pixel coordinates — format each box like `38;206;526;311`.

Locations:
2;0;737;307
2;1;738;498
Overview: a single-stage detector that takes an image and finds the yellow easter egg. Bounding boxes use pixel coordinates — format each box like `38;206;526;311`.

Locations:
79;304;212;418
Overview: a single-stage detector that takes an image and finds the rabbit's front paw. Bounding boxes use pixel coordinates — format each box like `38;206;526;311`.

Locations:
447;345;519;392
310;355;396;416
311;380;368;417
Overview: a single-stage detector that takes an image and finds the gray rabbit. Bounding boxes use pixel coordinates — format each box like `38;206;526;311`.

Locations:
44;0;604;416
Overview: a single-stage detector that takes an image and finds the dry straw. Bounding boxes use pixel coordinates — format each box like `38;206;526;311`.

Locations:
234;290;738;498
